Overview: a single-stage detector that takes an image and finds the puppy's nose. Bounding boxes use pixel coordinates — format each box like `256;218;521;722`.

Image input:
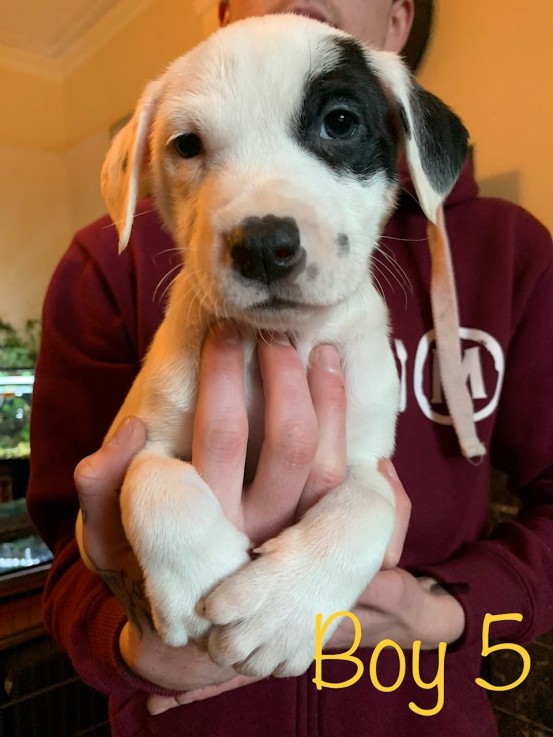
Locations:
229;215;303;284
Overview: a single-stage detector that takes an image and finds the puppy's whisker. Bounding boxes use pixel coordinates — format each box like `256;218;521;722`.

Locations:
371;264;395;303
371;255;410;310
101;207;158;232
373;246;413;295
152;246;183;263
154;263;183;304
379;251;413;298
379;234;427;243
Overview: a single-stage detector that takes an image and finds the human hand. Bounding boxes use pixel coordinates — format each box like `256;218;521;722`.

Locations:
326;569;465;651
167;457;412;709
325;463;464;652
74;322;348;710
191;324;348;545
147;325;350;711
75;416;236;696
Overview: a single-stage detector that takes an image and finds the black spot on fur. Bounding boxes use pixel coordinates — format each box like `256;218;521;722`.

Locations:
293;37;398;181
306;263;320;280
121;152;129;173
337;233;350;256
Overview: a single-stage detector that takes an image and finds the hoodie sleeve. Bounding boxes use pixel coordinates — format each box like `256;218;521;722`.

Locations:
421;216;553;649
27;222;172;698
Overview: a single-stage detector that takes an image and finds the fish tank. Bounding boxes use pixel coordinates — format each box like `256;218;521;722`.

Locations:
0;369;33;463
0;368;53;576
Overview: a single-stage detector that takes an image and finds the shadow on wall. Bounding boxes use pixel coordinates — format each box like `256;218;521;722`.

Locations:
479;171;521;207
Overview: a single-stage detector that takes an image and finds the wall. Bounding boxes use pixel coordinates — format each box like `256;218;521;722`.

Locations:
0;0;211;331
0;66;69;331
417;0;553;232
61;0;212;233
0;144;70;329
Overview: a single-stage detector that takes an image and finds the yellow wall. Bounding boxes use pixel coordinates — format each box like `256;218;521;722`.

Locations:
418;0;553;232
60;0;210;236
0;0;551;329
0;67;68;329
1;66;65;151
0;0;208;329
63;0;206;148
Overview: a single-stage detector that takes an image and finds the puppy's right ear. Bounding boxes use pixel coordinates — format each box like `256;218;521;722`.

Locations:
368;50;468;223
101;79;162;253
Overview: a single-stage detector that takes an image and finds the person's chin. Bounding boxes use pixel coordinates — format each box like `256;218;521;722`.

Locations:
284;5;337;28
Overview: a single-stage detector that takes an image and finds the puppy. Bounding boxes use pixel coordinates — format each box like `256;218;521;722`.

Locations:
78;14;468;678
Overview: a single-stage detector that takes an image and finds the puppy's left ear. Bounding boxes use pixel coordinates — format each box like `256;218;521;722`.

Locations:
369;51;469;221
101;79;162;253
370;51;486;460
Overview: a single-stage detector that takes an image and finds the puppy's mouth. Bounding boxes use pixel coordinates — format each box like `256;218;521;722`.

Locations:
248;296;307;313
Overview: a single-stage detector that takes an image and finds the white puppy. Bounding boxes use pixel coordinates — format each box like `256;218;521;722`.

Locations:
78;14;468;678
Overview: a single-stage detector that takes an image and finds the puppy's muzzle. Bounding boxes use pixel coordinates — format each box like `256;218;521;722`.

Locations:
229;215;306;284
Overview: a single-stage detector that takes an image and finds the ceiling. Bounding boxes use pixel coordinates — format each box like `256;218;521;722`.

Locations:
0;0;119;59
0;0;215;77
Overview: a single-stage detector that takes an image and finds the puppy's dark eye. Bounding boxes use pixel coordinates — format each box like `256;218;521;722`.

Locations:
320;110;359;140
174;133;203;158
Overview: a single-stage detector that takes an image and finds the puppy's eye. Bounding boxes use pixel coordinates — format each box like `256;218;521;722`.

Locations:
320;110;359;140
173;133;203;158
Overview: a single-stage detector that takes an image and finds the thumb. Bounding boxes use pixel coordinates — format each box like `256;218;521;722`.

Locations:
378;459;411;569
74;416;147;568
147;675;258;714
75;416;147;500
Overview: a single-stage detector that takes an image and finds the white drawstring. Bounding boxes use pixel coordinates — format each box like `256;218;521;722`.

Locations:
427;206;486;460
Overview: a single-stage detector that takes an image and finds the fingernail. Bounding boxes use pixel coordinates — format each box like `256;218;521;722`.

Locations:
310;345;341;373
148;703;171;716
177;693;197;705
106;417;133;447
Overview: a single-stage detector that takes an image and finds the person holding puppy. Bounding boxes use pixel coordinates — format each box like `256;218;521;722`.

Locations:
27;1;553;736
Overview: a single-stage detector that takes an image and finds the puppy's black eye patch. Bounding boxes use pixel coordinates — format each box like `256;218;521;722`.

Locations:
294;37;398;181
174;133;203;159
320;110;359;140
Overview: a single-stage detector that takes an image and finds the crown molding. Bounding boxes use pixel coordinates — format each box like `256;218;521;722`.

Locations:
0;0;154;81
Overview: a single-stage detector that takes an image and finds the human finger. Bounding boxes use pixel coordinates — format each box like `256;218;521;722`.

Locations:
147;674;258;714
74;416;147;570
296;344;346;517
192;322;249;529
245;334;318;543
378;459;411;569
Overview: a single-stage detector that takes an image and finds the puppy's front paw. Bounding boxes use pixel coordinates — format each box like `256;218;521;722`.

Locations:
122;453;251;647
203;530;345;678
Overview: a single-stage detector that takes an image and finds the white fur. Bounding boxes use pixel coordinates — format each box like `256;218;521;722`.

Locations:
76;15;459;676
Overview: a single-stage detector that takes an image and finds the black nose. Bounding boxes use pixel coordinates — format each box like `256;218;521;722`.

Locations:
229;215;304;284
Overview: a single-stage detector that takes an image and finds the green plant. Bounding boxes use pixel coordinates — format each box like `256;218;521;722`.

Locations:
0;319;41;369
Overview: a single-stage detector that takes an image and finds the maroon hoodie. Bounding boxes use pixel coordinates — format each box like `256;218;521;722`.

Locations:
27;161;553;736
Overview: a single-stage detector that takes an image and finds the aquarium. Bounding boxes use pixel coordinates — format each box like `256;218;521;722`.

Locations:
0;370;33;461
